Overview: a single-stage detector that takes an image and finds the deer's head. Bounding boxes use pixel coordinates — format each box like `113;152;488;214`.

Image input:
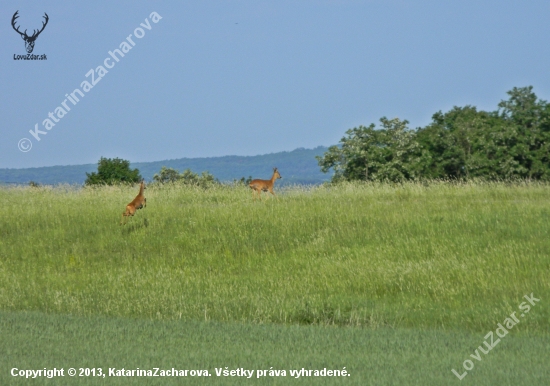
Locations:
12;11;49;54
273;168;282;179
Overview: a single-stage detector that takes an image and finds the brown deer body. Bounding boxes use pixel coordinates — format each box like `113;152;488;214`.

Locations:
120;180;146;225
249;168;282;200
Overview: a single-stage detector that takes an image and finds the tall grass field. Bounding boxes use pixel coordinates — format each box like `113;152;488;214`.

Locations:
1;182;549;385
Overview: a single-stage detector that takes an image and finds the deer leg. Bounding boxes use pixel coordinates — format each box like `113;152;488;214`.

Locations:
253;188;261;201
121;205;135;225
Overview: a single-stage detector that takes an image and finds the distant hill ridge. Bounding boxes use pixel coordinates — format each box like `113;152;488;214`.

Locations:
0;146;331;186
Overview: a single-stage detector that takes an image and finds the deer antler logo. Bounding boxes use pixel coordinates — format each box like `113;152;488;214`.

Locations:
11;11;49;54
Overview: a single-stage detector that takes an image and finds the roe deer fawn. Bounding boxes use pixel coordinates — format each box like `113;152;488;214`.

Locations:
120;180;146;225
249;168;282;201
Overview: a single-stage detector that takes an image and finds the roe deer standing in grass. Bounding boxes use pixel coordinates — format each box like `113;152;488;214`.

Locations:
249;167;282;201
120;180;146;225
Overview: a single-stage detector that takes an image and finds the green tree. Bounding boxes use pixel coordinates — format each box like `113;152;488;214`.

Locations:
416;106;504;179
85;157;142;185
235;176;253;185
322;86;550;182
317;117;423;182
153;166;182;183
416;87;550;180
180;169;218;188
153;167;218;188
497;86;550;180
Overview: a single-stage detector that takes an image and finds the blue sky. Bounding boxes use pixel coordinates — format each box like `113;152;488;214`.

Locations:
2;1;550;169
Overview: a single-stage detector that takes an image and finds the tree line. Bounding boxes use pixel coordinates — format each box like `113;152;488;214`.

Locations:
83;86;549;186
317;86;550;182
84;159;219;188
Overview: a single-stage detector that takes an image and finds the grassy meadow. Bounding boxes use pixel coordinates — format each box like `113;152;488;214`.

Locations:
1;181;549;384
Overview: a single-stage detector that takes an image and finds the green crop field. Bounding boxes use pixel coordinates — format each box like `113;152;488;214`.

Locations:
1;182;549;385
